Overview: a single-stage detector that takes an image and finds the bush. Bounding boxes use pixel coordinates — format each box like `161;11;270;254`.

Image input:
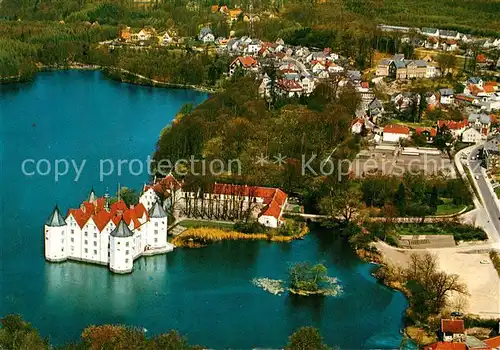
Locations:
233;221;268;234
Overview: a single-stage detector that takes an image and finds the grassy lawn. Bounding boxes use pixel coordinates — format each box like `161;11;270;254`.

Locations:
435;198;468;216
176;220;234;230
394;223;487;241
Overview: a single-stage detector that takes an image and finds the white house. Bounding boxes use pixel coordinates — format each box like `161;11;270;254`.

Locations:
462;127;483;143
439;88;454;105
351;118;365;134
441;319;465;342
383;124;410;143
44;189;174;274
198;27;215;43
137;29;151;41
162;32;173;45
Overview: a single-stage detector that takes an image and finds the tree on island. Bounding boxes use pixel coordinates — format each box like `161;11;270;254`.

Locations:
285;327;330;350
288;262;329;295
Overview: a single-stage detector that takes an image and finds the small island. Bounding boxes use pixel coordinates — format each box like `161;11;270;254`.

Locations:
253;262;342;297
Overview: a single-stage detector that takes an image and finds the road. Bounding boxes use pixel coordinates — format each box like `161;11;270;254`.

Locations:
467;144;500;242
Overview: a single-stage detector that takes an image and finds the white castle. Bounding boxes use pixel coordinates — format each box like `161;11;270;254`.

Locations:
44;188;174;274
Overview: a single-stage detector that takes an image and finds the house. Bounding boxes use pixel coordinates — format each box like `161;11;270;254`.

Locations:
162;32;173;45
392;92;420;111
120;27;132;42
424;342;466;350
468;113;491;129
245;39;262;55
301;75;315;95
422;27;440;37
440;319;465;342
368;98;384;118
438;119;469;138
228;56;259;76
275;79;303;98
351;118;365;134
426;92;439;109
415;127;437;143
467;77;484;89
347;70;362;83
137;29;152;41
383;124;410;142
327;62;344;74
311;60;326;74
259;74;272;98
198;27;215;43
439;88;455;105
462;127;482;143
376;59;393;77
392;60;428;79
440;30;461;40
426;65;440;78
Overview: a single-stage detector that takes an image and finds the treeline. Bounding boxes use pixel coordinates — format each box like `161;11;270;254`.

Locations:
0;314;330;350
360;174;472;217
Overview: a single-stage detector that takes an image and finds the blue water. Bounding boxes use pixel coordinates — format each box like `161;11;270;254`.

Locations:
0;71;408;348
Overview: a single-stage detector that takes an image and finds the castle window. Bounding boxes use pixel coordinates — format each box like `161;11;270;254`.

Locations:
154;230;158;235
154;222;158;227
93;241;97;247
71;246;74;251
84;232;88;237
93;250;97;255
125;259;129;263
61;248;64;252
126;242;129;247
84;240;88;245
61;239;64;243
71;238;74;243
94;233;97;238
125;250;129;255
84;248;88;253
71;229;74;234
154;238;158;243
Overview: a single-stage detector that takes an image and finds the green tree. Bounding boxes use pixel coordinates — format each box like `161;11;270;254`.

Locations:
0;314;48;350
394;183;407;216
285;327;329;350
117;187;139;207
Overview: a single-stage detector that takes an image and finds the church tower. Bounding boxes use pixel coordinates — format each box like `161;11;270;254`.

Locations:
44;205;68;262
109;219;134;274
148;201;168;248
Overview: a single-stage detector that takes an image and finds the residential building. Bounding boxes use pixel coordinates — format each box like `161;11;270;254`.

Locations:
440;319;465;342
382;124;410;142
468;113;491;130
228;56;259;76
351;118;365;134
198;27;215;43
275;79;303;97
439;88;455;105
415;127;437;143
437;119;469;138
462;127;483;143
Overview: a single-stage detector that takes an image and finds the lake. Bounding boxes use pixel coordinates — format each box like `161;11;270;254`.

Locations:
0;70;408;348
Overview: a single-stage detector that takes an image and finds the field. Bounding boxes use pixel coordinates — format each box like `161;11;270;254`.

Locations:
175;220;235;230
394;222;488;242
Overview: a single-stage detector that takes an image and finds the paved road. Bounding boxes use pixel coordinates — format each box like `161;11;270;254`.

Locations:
468;145;500;242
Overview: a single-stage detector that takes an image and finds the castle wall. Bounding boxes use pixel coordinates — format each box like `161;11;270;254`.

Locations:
44;225;68;262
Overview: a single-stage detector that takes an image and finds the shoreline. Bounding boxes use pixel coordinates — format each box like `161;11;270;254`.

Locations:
1;63;219;94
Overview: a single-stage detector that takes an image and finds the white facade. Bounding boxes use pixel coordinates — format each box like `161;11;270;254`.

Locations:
383;132;409;143
462;128;482;143
44;191;174;274
202;33;215;43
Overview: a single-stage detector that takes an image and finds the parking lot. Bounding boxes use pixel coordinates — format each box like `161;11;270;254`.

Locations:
352;146;456;177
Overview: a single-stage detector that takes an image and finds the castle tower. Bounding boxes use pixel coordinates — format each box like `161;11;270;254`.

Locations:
109;219;134;274
88;187;97;204
148;201;168;248
44;205;68;262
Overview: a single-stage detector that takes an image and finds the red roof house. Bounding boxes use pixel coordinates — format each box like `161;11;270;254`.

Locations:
441;319;465;342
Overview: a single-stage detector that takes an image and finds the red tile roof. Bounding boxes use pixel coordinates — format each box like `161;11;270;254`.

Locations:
437;119;468;130
485;335;500;348
424;342;467;350
231;56;258;68
441;319;465;333
484;85;495;93
361;82;369;89
277;79;303;91
383;124;410;135
415;127;437;137
476;54;487;63
212;183;288;220
145;174;183;197
468;84;484;95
